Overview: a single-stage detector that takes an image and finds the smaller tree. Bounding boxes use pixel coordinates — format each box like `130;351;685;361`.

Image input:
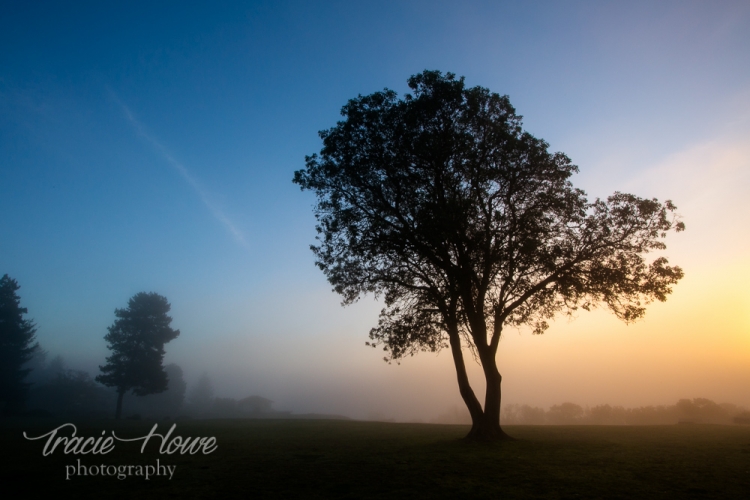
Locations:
0;274;39;414
96;292;179;419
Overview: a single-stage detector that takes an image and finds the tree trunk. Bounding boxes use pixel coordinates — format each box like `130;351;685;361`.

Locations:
448;328;483;423
447;328;511;441
115;389;124;420
465;351;511;441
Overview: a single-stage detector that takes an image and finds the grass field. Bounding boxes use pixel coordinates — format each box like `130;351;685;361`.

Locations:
2;418;749;499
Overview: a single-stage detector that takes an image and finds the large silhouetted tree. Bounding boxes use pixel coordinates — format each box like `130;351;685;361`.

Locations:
0;274;39;414
294;70;685;441
96;292;179;419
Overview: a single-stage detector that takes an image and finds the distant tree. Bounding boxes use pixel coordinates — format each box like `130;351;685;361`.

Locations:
499;403;520;424
157;363;186;416
158;363;187;416
719;403;744;420
127;363;187;418
547;402;584;424
294;70;685;440
23;352;66;390
519;405;547;425
675;397;729;424
23;347;49;385
188;372;214;417
190;372;214;405
587;404;628;425
0;274;39;414
96;292;180;419
45;355;66;379
626;405;674;425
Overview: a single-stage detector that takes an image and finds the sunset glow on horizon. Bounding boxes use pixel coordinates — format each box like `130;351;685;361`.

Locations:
1;1;748;422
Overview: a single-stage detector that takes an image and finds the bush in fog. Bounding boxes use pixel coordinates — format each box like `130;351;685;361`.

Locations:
27;369;112;417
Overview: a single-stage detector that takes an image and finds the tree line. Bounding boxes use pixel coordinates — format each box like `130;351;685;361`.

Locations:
434;398;750;426
503;399;750;425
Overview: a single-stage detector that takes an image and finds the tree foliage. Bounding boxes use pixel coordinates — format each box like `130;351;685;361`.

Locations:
96;292;179;419
0;274;39;413
294;70;684;440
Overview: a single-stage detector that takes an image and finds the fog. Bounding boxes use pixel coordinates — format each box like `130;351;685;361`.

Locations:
33;259;750;423
25;132;748;424
3;1;749;424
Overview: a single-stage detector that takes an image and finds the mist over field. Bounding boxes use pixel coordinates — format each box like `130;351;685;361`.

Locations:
2;1;749;426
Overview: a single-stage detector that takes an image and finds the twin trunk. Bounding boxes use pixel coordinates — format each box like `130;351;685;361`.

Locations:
448;327;511;441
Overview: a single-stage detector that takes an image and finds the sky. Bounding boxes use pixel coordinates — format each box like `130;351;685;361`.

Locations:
1;0;749;422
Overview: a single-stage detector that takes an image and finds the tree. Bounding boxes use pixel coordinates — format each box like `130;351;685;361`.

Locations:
187;372;214;417
546;402;585;425
96;292;180;419
293;70;684;441
0;274;39;414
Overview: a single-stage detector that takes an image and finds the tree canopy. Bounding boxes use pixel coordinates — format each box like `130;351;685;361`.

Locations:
96;292;180;419
294;70;684;440
0;274;39;414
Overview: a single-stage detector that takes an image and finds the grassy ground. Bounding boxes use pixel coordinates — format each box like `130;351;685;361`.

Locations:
2;418;749;499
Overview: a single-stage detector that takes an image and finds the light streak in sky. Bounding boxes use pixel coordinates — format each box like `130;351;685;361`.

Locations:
110;90;250;249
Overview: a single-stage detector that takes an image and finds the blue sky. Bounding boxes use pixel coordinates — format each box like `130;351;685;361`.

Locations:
2;1;749;420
